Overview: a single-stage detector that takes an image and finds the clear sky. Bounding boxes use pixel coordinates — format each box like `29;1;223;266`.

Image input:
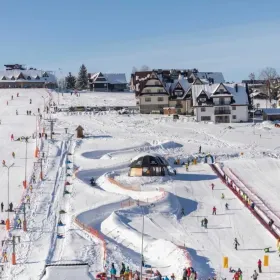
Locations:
1;0;280;82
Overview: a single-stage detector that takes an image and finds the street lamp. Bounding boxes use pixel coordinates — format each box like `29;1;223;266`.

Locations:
138;202;155;280
3;163;15;230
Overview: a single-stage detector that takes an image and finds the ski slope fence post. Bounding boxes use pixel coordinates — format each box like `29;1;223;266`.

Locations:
210;163;280;239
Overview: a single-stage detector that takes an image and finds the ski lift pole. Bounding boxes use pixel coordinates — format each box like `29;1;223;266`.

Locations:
11;235;20;265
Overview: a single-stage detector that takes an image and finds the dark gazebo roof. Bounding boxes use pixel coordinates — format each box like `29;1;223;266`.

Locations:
130;154;168;168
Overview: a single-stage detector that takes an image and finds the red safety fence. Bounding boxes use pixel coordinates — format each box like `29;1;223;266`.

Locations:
210;164;280;239
74;217;107;269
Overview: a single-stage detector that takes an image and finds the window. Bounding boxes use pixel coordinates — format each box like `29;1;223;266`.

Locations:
200;98;206;102
201;107;206;112
145;89;151;93
201;116;211;121
11;76;15;80
1;76;6;80
232;106;236;110
219;89;224;94
27;76;31;80
158;97;164;102
42;72;49;78
35;75;40;80
157;89;162;93
145;97;151;102
232;115;236;119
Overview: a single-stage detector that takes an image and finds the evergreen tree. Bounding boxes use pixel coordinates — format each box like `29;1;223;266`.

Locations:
65;72;76;89
75;64;88;90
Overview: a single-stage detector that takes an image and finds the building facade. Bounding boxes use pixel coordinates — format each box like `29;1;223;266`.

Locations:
192;83;249;123
0;64;57;88
88;72;127;92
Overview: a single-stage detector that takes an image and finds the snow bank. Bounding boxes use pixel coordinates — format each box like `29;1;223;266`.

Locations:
41;264;94;280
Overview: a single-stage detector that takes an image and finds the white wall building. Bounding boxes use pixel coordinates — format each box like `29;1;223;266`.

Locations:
192;83;249;123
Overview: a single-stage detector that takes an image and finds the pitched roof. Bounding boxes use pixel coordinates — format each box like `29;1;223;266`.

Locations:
90;73;127;84
192;83;248;106
0;69;56;83
263;108;280;115
103;73;127;84
194;72;225;83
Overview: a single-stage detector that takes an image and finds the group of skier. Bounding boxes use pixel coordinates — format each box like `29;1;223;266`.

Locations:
110;262;131;280
0;202;14;212
183;267;197;280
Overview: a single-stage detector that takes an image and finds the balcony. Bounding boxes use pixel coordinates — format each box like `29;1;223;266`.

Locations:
214;109;231;115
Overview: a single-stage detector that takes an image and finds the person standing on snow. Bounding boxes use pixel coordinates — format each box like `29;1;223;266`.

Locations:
221;193;225;199
234;238;240;250
2;160;5;167
203;218;208;228
16;110;18;115
11;134;14;141
2;251;8;262
181;208;185;216
199;146;201;153
17;93;19;97
211;183;214;190
11;95;13;100
30;99;32;104
1;202;4;212
251;270;258;280
212;206;217;215
257;259;262;273
120;262;126;276
110;263;117;280
17;218;22;229
12;152;15;158
185;163;188;171
225;203;229;210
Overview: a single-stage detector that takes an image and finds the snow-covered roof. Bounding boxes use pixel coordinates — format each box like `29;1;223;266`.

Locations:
194;72;225;83
263;108;280;116
90;72;127;84
0;69;56;83
103;73;127;84
192;83;248;106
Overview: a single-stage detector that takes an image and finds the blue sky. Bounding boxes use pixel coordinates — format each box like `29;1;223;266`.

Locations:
1;0;280;81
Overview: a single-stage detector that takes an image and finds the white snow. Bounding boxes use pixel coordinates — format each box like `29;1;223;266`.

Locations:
2;89;280;280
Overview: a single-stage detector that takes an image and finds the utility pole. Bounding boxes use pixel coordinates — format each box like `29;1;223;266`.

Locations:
2;235;21;265
3;163;15;231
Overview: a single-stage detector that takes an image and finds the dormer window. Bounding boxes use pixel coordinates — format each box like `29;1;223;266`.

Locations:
200;97;206;102
1;76;6;80
11;76;15;80
17;72;25;80
35;75;40;80
27;76;31;80
42;72;49;78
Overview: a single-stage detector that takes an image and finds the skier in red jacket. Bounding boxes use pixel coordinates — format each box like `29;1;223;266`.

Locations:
212;206;217;215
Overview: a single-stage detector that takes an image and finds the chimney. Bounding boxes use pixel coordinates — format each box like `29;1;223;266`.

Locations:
235;84;238;92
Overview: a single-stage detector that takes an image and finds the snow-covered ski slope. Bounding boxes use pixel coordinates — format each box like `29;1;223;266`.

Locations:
2;89;280;279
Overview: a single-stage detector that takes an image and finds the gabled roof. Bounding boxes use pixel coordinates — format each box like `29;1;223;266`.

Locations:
193;72;225;83
103;73;127;84
192;83;248;106
263;108;280;116
90;72;127;84
0;69;56;83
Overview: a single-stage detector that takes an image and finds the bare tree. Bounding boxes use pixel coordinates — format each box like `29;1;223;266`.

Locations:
248;72;255;81
258;67;279;100
140;65;150;71
258;67;278;80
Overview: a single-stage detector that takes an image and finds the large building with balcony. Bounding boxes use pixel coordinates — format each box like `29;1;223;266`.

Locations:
0;64;57;88
192;83;249;123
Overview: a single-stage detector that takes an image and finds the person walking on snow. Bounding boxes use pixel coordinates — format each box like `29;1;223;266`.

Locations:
225;203;229;210
257;259;262;273
251;270;258;280
234;238;240;250
12;152;15;158
212;206;217;215
211;183;214;190
221;193;225;199
6;101;8;106
1;202;3;212
2;160;5;167
11;95;13;100
17;93;19;97
11;134;14;141
199;146;201;153
26;195;30;204
30;99;32;104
